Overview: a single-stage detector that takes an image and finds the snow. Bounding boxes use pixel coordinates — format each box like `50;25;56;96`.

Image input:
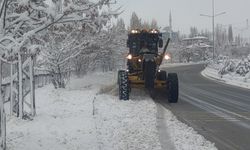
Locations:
202;66;250;90
6;72;217;150
158;105;217;150
202;56;250;89
182;36;208;41
160;62;203;68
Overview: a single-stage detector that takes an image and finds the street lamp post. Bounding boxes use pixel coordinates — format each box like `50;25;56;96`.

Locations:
200;0;226;60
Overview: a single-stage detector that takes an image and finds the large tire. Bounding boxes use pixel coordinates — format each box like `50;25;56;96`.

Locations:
157;71;167;81
144;61;156;89
167;73;179;103
118;71;129;100
117;70;124;85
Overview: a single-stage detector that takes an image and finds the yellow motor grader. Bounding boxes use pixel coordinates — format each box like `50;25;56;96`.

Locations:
118;29;178;103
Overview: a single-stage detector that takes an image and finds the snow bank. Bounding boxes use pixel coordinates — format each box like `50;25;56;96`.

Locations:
6;72;217;150
160;62;204;68
202;61;250;89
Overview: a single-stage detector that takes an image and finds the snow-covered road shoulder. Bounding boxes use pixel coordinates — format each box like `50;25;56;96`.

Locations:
7;72;217;150
160;62;204;69
202;66;250;90
157;104;217;150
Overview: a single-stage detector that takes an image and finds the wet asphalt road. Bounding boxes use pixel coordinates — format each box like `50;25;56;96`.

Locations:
156;64;250;150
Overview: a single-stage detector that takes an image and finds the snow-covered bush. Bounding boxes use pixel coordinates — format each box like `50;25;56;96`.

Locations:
208;54;250;77
235;58;250;76
218;59;236;75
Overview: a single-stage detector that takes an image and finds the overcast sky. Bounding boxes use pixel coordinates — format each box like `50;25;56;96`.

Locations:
116;0;250;37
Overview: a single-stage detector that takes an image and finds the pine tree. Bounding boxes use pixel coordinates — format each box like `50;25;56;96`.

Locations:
130;12;141;29
228;25;234;43
189;27;198;38
150;19;159;29
142;21;150;30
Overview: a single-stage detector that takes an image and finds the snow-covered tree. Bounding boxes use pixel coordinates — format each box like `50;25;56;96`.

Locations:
32;1;120;88
72;18;127;76
219;59;236;75
130;12;141;29
141;21;150;30
150;19;159;29
38;24;89;88
0;0;120;89
189;27;198;38
228;25;234;44
235;58;250;76
0;0;119;61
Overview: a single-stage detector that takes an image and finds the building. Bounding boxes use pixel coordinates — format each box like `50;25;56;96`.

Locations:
181;36;213;62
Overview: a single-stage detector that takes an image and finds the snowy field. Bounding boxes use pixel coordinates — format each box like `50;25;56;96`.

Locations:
6;72;216;150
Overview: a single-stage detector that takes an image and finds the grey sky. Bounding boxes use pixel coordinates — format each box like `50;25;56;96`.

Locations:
117;0;250;36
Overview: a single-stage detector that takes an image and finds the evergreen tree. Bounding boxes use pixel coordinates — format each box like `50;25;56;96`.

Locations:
228;25;234;43
130;12;141;29
150;19;159;29
189;27;198;38
142;21;150;29
116;18;126;32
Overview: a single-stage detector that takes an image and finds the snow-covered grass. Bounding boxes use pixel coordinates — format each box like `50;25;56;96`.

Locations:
6;72;217;150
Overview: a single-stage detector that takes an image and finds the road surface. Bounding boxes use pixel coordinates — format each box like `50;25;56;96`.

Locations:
156;64;250;150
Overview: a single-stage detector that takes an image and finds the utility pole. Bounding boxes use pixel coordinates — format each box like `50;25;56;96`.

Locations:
169;11;173;39
200;0;226;60
212;0;215;60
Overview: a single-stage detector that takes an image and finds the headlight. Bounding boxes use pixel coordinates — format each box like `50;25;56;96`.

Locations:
150;29;158;34
164;54;171;60
127;54;132;59
138;59;142;62
131;30;139;34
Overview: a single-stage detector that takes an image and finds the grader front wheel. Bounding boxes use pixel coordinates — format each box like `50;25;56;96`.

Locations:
118;71;129;100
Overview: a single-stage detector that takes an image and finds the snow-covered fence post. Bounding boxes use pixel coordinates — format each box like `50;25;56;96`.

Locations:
18;52;23;118
29;55;36;116
10;63;13;115
0;60;6;150
0;1;7;147
9;62;18;116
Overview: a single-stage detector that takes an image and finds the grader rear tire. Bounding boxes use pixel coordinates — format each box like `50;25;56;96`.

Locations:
167;73;179;103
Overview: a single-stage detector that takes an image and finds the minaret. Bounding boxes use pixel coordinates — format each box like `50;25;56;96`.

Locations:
169;11;173;38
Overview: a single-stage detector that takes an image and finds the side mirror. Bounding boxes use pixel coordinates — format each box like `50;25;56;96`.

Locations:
159;39;163;48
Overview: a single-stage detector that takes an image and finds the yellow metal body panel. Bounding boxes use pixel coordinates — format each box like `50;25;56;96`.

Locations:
127;52;167;89
128;75;167;89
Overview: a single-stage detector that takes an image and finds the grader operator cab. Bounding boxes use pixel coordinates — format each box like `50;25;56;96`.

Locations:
118;29;178;103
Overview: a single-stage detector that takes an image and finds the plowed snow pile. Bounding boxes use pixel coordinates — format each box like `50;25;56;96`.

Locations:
6;72;217;150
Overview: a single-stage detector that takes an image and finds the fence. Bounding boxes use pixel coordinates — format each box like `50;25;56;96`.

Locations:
1;73;52;106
